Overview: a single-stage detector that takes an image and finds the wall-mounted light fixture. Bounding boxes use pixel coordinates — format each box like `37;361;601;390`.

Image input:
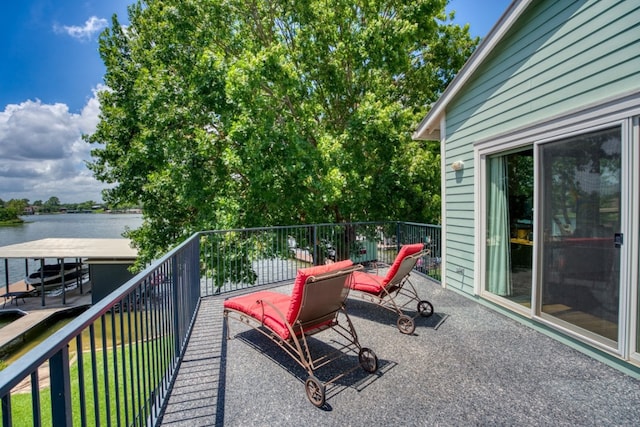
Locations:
451;160;464;171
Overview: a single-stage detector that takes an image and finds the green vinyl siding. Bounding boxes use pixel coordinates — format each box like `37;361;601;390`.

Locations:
446;192;474;204
448;0;640;141
442;0;640;293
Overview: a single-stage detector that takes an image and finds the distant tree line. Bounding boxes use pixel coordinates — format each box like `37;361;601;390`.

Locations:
29;197;99;213
0;197;142;219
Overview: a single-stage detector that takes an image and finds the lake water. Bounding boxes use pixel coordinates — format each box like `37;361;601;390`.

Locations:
0;213;143;286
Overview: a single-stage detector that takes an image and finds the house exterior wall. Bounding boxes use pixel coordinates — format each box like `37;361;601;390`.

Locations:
442;0;640;293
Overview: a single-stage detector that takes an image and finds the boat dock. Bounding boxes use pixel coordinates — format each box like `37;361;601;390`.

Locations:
0;238;137;356
0;279;92;352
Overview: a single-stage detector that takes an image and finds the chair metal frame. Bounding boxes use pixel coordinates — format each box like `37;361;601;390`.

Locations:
223;263;378;407
350;245;434;334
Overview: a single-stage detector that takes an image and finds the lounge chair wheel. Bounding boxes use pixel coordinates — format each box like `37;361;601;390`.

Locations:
417;300;434;317
358;347;378;373
305;376;326;407
397;315;415;334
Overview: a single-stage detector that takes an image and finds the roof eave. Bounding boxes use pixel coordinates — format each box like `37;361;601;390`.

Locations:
412;0;532;141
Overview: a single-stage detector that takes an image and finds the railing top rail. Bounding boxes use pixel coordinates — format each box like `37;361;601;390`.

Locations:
399;221;442;228
198;221;399;235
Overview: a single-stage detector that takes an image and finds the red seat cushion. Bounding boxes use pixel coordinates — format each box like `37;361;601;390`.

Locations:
224;259;354;340
224;290;292;339
351;243;424;294
350;271;385;294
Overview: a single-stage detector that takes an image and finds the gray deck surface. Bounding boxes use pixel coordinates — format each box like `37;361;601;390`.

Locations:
160;275;640;426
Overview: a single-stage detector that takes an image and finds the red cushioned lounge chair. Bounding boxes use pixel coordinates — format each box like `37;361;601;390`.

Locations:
349;243;434;335
223;260;378;407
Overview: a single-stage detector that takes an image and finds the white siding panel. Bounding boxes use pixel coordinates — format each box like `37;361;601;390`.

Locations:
447;236;475;253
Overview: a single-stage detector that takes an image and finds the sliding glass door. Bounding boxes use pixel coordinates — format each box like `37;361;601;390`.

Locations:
539;127;621;344
481;114;640;361
485;150;534;307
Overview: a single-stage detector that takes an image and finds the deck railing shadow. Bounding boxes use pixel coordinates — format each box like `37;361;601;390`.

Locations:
157;300;227;426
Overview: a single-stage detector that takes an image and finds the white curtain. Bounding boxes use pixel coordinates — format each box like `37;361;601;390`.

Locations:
486;156;512;296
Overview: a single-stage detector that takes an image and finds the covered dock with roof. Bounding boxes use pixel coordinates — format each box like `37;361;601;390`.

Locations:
0;238;138;307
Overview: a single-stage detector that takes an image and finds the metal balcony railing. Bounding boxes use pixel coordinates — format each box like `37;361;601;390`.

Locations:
0;221;439;426
200;221;441;295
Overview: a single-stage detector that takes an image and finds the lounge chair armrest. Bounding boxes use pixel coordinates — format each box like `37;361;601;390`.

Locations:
257;298;288;325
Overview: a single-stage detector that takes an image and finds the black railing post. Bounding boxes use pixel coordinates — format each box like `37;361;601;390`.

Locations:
173;255;181;356
59;258;65;306
2;394;12;426
78;257;84;294
50;347;72;426
30;372;41;427
192;237;201;303
40;258;45;307
396;222;402;252
312;225;318;266
4;259;8;293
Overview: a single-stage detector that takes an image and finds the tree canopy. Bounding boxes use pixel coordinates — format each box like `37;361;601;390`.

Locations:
86;0;478;264
0;199;27;224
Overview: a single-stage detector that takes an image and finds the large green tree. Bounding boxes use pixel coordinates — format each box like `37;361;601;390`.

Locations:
86;0;478;264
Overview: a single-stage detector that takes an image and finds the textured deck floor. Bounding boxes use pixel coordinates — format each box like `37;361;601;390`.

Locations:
160;275;640;426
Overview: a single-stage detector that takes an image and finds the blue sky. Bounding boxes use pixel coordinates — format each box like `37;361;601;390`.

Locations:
0;0;511;204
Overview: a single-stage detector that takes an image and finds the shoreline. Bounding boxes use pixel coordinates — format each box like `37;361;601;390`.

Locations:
2;211;142;227
0;219;24;227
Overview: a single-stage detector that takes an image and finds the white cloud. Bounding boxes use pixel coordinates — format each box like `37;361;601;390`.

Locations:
54;16;108;41
0;90;110;204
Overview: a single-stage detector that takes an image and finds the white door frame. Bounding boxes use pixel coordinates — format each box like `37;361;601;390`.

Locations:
474;92;640;363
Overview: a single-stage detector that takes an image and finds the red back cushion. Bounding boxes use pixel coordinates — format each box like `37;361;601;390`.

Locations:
286;260;354;324
382;243;424;286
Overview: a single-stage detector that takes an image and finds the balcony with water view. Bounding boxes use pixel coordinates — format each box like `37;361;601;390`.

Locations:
0;221;638;426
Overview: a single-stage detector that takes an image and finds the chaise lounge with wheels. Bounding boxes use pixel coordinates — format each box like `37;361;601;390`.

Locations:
349;243;434;334
223;260;378;407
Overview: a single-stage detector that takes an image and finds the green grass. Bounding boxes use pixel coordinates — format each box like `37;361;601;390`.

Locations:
2;317;174;426
0;219;24;226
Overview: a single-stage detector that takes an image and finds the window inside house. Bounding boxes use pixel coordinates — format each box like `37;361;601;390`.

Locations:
539;127;621;343
485;149;534;306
